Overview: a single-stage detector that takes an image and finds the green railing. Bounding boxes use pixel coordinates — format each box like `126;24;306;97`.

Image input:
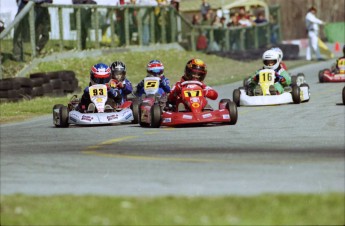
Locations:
0;3;281;79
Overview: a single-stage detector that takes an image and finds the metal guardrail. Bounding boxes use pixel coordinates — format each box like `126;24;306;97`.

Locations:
0;3;281;79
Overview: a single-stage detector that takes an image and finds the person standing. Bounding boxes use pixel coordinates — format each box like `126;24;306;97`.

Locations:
72;0;97;50
305;6;325;61
34;0;53;54
12;0;29;62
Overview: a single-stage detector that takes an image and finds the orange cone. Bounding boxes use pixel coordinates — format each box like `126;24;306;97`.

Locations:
334;42;340;52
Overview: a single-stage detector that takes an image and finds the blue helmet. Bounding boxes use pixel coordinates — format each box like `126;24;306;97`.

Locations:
90;63;111;85
147;60;164;77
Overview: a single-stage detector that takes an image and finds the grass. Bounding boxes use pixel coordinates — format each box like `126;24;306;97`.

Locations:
1;193;344;225
0;48;311;124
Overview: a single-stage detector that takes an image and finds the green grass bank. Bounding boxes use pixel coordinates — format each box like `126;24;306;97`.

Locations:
1;193;344;225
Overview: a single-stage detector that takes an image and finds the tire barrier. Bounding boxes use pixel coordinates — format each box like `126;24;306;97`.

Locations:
0;70;79;102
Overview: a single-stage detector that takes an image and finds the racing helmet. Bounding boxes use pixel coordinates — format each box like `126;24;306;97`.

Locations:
271;47;283;63
110;61;127;82
90;63;111;85
262;50;280;70
184;58;207;81
147;60;164;77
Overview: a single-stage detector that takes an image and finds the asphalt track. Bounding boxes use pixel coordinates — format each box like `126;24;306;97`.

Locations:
0;60;344;196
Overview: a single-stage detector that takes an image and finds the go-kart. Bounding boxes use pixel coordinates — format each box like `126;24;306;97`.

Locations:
148;81;238;128
137;77;168;127
233;69;310;106
318;58;345;83
53;84;138;127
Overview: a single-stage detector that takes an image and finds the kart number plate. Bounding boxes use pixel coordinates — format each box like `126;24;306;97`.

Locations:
183;90;202;97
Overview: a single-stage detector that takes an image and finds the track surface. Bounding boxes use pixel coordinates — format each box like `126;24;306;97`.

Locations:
1;60;344;196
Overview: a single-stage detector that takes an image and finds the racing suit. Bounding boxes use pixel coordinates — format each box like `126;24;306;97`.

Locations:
332;56;345;74
168;77;218;107
136;75;171;97
109;78;133;104
248;65;291;94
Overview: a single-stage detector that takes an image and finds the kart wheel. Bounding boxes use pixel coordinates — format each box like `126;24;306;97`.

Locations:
131;99;139;124
233;89;241;107
342;86;345;105
318;70;324;83
59;106;69;128
53;104;64;127
227;101;238;125
139;102;149;127
292;85;301;104
150;103;161;128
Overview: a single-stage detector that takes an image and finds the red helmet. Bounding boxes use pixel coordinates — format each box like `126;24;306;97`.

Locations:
184;58;207;81
147;60;164;77
90;63;111;85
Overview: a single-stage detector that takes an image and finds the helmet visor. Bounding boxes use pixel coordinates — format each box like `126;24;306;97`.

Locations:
264;60;277;67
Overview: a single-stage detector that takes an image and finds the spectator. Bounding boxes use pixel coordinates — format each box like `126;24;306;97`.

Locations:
136;0;157;45
200;0;211;17
12;0;52;62
34;0;52;54
12;0;29;62
170;0;180;12
254;12;267;24
192;14;201;26
227;13;240;27
305;6;325;61
72;0;97;50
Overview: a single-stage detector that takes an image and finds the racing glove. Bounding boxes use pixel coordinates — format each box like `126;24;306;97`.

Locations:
160;79;167;88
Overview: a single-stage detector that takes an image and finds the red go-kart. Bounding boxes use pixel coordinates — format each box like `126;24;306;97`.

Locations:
318;58;345;83
150;81;238;128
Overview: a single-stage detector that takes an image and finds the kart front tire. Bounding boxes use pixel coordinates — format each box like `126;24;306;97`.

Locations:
59;106;69;128
53;104;64;127
228;101;238;125
292;85;301;104
233;89;241;107
150;104;161;128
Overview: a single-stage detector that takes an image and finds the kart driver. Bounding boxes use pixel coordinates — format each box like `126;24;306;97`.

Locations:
168;58;218;110
247;50;291;95
109;60;133;103
79;63;122;112
136;59;171;97
331;45;345;74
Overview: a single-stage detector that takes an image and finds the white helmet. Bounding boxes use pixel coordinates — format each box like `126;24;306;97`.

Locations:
271;47;283;63
262;50;280;70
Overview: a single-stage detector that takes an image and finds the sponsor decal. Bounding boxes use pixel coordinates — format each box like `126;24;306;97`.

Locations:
222;114;230;119
191;102;200;108
183;114;193;119
202;113;212;118
107;114;118;121
81;115;93;121
125;113;132;120
163;118;171;123
69;116;77;123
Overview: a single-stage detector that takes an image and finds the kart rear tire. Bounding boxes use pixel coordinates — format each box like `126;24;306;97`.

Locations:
59;106;69;128
53;104;64;127
342;86;345;105
131;99;139;124
228;101;238;125
318;70;324;83
233;89;241;107
150;104;161;128
292;85;301;104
